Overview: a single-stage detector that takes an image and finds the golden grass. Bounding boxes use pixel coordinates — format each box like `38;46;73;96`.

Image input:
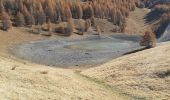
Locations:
0;56;130;100
82;42;170;100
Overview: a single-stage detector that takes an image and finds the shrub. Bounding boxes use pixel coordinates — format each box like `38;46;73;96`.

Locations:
140;30;157;48
96;25;101;35
55;26;65;35
56;19;74;36
85;19;91;32
65;18;74;36
76;19;85;35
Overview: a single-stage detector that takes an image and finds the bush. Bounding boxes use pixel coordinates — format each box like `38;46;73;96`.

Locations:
140;30;157;48
65;19;74;36
85;19;91;32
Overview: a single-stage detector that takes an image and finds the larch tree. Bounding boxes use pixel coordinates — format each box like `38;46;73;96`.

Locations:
1;11;12;31
15;11;25;27
0;0;5;13
23;5;35;26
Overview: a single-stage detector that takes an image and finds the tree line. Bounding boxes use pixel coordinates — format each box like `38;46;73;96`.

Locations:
0;0;138;35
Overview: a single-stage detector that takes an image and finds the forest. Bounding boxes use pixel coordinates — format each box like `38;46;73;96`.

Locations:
0;0;139;36
0;0;169;37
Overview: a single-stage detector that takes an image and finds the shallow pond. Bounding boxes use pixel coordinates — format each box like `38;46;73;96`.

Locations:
10;34;142;67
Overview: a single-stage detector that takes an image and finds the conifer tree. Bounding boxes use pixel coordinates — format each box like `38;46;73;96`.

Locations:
15;11;25;27
82;4;94;19
23;6;35;26
47;19;52;36
1;12;12;31
77;3;83;19
0;0;4;13
64;5;72;21
37;3;46;25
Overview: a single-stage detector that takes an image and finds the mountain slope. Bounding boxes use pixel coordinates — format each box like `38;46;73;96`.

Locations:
82;42;170;100
125;8;151;35
0;55;130;100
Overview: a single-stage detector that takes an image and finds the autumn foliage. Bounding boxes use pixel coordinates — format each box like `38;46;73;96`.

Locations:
0;0;138;34
1;11;12;31
140;30;157;48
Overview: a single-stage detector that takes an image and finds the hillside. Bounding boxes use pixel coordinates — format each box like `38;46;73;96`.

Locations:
0;27;48;59
0;0;169;99
82;42;170;100
125;8;151;35
0;54;131;100
0;27;131;100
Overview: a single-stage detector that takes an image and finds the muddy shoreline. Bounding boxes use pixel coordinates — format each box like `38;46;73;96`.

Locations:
9;34;143;68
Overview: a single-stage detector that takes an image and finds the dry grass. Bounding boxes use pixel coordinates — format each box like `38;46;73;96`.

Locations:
0;18;169;99
11;65;18;70
82;42;170;100
125;8;152;35
0;27;47;57
0;27;131;100
40;71;48;74
0;56;129;100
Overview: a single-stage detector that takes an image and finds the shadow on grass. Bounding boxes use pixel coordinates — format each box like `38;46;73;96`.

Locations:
123;47;151;55
156;70;170;78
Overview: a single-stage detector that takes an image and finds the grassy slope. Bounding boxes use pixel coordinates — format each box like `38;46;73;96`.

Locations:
82;42;170;100
0;55;131;100
0;28;131;99
0;7;169;99
125;8;152;35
